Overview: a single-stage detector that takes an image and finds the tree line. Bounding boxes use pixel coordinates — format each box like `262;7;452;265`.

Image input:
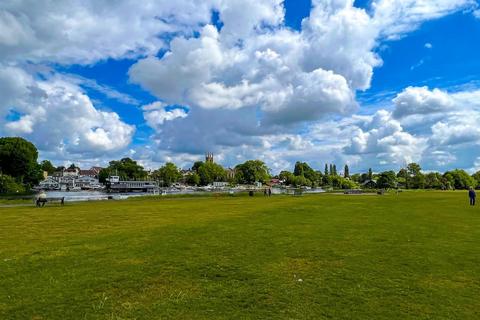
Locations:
1;136;480;193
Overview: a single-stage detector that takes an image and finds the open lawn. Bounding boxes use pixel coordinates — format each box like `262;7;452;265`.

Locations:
1;192;479;319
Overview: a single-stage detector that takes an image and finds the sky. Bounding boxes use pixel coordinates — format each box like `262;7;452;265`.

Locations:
1;0;480;174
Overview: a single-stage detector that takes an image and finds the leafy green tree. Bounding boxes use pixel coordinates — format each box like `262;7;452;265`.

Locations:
98;168;110;184
293;162;305;177
0;137;43;187
0;174;26;194
377;171;397;189
103;158;147;181
324;164;329;176
329;164;333;176
279;171;293;183
368;168;373;180
235;160;270;185
40;160;56;175
291;175;310;187
293;162;320;186
406;163;424;189
152;163;181;187
198;162;227;186
472;171;480;188
344;165;350;178
425;172;444;189
350;173;361;183
191;161;203;173
443;169;476;190
332;164;337;176
185;172;200;186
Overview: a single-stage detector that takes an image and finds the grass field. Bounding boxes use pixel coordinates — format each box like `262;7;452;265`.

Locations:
1;192;479;319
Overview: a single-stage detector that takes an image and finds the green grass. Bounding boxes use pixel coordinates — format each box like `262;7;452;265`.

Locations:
1;192;479;319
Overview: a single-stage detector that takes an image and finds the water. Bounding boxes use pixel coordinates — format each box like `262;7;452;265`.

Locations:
43;187;325;202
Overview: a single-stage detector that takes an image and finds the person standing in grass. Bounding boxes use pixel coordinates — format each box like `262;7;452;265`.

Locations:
469;187;476;206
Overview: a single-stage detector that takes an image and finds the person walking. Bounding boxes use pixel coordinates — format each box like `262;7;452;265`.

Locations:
469;187;476;206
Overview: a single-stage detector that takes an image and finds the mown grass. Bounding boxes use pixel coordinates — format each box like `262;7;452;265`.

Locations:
0;192;479;319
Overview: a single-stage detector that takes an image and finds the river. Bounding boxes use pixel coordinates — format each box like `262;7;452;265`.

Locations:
42;187;325;202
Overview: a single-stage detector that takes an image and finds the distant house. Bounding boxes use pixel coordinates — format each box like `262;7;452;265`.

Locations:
226;168;236;180
79;169;97;177
213;181;228;188
38;176;60;190
362;179;377;189
269;178;281;186
63;167;79;177
90;167;103;175
76;176;100;188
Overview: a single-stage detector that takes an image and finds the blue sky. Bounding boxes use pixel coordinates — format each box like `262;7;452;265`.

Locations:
1;0;480;173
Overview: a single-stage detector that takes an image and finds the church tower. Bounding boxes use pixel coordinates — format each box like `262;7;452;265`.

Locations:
205;153;214;163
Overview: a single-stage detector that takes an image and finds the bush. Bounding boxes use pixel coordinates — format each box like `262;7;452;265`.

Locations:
0;174;26;194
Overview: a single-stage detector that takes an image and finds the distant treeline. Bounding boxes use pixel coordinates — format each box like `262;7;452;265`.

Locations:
1;137;479;193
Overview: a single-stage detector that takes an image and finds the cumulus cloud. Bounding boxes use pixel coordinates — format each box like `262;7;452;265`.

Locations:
0;66;135;158
1;0;476;170
142;102;189;130
392;86;453;118
0;0;218;64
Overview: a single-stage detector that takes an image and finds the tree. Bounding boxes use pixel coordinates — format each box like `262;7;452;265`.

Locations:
185;172;200;186
425;172;444;189
324;164;329;176
472;171;480;188
406;163;424;189
0;137;43;187
329;164;333;176
98;168;110;184
332;164;337;176
293;162;320;186
197;162;227;186
368;168;373;180
443;169;476;190
152;163;181;187
192;161;203;173
235;160;270;185
102;158;147;181
344;164;350;178
291;175;310;187
279;171;294;183
377;171;397;189
293;161;305;177
0;174;25;194
40;160;56;175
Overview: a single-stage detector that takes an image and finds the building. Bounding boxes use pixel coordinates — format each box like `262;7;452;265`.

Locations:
213;181;228;188
107;176;157;193
63;167;79;177
205;153;214;163
76;176;100;189
38;176;60;190
226;168;236;180
79;169;98;178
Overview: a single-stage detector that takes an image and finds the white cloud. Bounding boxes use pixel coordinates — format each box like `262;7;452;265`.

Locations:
142;102;189;130
372;0;476;39
1;0;477;171
0;0;218;64
0;67;135;158
425;42;433;49
392;86;453;118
